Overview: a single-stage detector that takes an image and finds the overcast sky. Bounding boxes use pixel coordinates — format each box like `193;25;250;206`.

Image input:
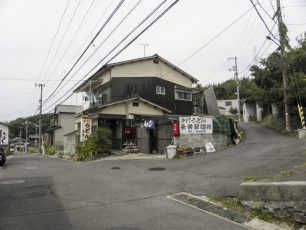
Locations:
0;0;305;121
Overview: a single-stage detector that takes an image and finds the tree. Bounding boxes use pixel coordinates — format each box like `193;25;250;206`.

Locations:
8;114;50;139
250;32;306;127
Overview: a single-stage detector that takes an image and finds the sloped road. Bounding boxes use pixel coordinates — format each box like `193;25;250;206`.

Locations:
0;123;305;230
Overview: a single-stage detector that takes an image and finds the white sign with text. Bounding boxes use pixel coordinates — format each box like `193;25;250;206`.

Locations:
179;116;213;134
80;118;92;142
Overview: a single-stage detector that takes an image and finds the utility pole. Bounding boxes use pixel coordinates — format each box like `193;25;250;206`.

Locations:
25;120;28;153
276;0;291;131
35;83;45;154
228;56;241;121
138;43;149;57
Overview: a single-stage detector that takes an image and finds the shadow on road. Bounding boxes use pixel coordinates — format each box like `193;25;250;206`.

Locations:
0;176;72;230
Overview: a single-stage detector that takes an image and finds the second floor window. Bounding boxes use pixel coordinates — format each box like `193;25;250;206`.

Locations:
225;101;232;106
175;89;192;101
156;86;166;95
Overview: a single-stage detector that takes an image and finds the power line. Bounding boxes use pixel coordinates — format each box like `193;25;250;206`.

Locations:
44;0;163;108
43;0;125;104
173;6;254;70
63;0;116;76
257;0;275;21
287;23;306;26
43;0;180;114
249;0;279;42
238;24;277;75
43;0;96;85
36;0;71;82
41;0;82;82
283;4;306;8
0;91;35;101
43;0;168;112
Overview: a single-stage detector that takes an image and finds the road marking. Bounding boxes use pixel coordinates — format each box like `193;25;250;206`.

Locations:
0;179;25;185
25;166;38;170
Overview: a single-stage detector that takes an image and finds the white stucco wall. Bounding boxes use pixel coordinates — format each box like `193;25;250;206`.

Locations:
54;113;77;152
110;59;193;88
217;99;239;114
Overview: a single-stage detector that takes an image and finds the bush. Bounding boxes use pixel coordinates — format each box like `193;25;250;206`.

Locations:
76;128;112;161
229;107;238;115
27;146;37;153
46;145;56;155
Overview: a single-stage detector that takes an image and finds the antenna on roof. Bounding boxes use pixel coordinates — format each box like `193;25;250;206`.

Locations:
138;43;149;57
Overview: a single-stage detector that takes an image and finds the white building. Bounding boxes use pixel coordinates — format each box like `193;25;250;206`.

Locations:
217;99;239;115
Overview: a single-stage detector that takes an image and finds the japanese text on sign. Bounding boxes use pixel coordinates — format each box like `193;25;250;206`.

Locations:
80;118;92;142
179;116;213;134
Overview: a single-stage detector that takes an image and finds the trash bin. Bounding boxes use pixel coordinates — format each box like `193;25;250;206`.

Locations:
166;145;177;159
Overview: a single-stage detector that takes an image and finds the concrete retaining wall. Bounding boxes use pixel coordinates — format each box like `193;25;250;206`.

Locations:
239;181;306;201
177;133;229;150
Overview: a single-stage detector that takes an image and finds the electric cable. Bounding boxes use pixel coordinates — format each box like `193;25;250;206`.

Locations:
239;24;277;75
43;0;125;103
64;0;116;76
43;0;96;85
43;0;179;114
249;0;279;42
257;0;276;21
161;6;254;80
45;0;162;106
36;0;71;82
41;0;82;82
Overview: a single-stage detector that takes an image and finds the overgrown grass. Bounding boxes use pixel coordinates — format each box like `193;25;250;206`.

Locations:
209;195;274;223
251;208;273;223
280;170;295;177
209;195;245;215
46;145;56;155
242;176;258;182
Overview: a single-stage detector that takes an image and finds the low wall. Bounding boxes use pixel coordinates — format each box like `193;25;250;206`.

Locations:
239;181;306;201
176;133;229;150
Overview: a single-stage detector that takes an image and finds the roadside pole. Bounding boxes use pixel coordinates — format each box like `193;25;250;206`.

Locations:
228;56;241;121
276;0;291;131
36;83;45;154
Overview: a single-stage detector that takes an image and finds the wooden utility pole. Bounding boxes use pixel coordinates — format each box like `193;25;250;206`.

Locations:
276;0;291;131
25;120;28;153
229;56;241;121
36;83;45;154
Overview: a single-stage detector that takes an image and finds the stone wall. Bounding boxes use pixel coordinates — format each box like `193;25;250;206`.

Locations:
176;133;230;150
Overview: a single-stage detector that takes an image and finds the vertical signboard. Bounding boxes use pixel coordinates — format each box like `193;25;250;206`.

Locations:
0;123;9;145
179;116;213;134
80;117;92;142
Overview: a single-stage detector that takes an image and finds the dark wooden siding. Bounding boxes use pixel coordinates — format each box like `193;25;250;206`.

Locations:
111;77;193;115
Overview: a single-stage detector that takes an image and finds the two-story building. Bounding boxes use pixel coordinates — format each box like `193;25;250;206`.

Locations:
74;54;198;153
45;105;83;153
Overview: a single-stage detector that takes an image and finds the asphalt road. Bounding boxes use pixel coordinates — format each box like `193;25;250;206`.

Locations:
0;122;305;230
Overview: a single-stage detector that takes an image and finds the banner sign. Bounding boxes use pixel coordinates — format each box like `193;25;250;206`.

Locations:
80;118;92;142
143;120;156;129
0;124;9;145
179;116;213;134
